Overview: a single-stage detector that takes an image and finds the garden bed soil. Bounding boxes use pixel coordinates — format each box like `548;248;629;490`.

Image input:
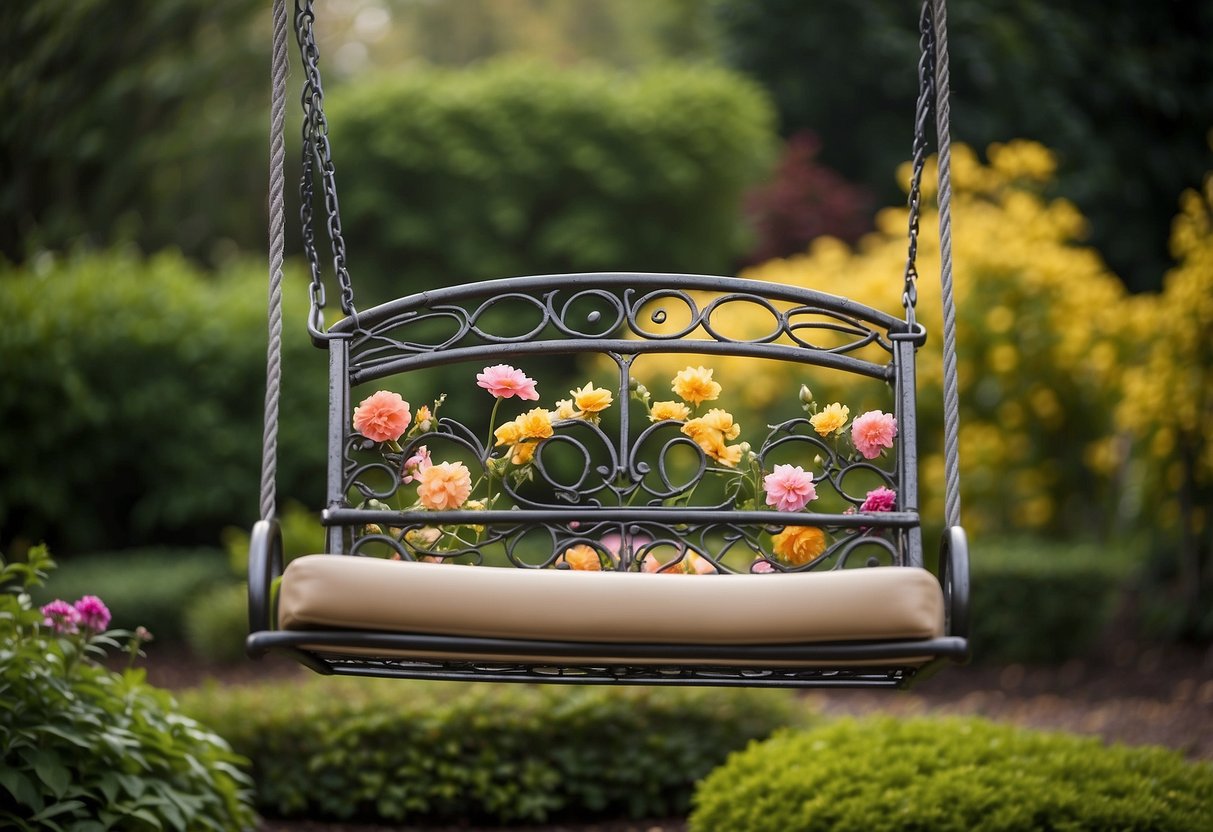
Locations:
146;632;1213;832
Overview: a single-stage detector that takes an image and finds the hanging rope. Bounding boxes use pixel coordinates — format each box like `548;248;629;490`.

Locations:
261;0;289;523
933;0;962;530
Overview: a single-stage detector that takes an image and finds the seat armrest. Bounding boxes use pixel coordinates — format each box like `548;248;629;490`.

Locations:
940;526;970;649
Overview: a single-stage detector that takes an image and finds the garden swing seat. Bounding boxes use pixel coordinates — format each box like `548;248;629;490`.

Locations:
246;0;970;689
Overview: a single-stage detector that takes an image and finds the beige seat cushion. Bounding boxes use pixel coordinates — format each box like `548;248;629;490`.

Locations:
278;555;945;647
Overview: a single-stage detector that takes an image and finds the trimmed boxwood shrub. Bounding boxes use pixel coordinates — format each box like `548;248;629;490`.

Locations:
969;538;1135;664
0;249;327;553
689;716;1213;832
180;677;803;825
328;60;776;307
0;547;257;830
28;547;229;643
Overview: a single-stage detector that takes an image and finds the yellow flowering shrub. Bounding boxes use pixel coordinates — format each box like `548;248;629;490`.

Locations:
717;141;1133;537
1117;170;1213;572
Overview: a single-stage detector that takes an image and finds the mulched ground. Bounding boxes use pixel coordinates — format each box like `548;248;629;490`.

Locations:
146;630;1213;832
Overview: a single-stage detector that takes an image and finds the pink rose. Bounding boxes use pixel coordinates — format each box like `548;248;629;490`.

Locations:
352;390;412;443
763;464;818;512
476;364;539;400
401;445;433;484
851;410;898;459
860;487;897;513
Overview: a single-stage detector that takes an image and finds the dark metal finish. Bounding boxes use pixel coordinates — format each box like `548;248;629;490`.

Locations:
246;519;282;634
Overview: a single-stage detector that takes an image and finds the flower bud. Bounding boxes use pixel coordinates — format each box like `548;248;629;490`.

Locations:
799;384;814;404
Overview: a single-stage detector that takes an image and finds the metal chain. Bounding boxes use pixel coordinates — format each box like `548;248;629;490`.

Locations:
296;0;357;326
902;0;936;325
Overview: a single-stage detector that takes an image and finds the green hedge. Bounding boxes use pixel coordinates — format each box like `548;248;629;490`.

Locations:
328;60;776;306
180;678;802;824
969;538;1135;664
0;249;327;553
690;716;1213;832
28;547;229;643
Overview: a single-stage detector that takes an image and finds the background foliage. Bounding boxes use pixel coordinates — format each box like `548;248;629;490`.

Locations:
0;250;327;554
713;0;1213;291
325;60;775;307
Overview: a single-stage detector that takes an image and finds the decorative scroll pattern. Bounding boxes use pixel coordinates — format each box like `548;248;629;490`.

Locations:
331;276;917;574
343;277;903;382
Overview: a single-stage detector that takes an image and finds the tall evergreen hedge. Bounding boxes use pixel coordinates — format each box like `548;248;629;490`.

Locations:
325;61;776;306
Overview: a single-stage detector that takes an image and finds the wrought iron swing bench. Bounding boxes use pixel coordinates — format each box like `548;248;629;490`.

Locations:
246;0;969;689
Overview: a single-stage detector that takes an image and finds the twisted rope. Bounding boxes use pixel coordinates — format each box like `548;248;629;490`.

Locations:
933;0;962;529
260;0;289;523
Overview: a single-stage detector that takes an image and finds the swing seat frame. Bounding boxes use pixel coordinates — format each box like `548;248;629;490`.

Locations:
246;273;970;688
248;0;969;689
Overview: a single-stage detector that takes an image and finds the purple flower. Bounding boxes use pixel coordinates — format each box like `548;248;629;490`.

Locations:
74;595;112;633
860;487;897;513
40;599;81;634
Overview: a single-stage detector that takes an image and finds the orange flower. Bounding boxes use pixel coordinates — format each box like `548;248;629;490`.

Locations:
772;526;828;566
352;390;412;443
649;400;691;422
416;461;472;510
559;544;602;571
681;412;743;467
671;366;721;406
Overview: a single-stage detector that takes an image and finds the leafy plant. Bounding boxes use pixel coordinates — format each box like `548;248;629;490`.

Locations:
180;677;802;824
690;716;1213;831
0;546;258;830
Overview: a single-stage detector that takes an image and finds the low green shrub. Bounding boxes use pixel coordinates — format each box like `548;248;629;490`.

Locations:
0;546;257;830
180;677;803;825
183;582;249;664
28;547;229;643
689;716;1213;832
969;537;1135;664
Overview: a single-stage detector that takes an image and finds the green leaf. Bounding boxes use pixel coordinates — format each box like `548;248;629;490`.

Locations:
0;768;44;812
31;799;85;822
28;749;71;798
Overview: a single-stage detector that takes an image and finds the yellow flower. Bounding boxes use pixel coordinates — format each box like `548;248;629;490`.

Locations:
809;402;850;437
553;399;578;420
772;526;828;566
510;443;536;465
682;417;743;467
515;407;554;441
493;420;523;447
558;544;602;571
671;365;721;406
571;382;613;415
698;408;741;441
650;400;691;422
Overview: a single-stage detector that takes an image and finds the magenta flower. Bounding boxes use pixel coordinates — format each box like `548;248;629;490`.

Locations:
401;445;433;484
40;599;81;634
476;364;539;400
851;410;898;459
860;487;897;513
763;464;818;512
74;595;112;633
